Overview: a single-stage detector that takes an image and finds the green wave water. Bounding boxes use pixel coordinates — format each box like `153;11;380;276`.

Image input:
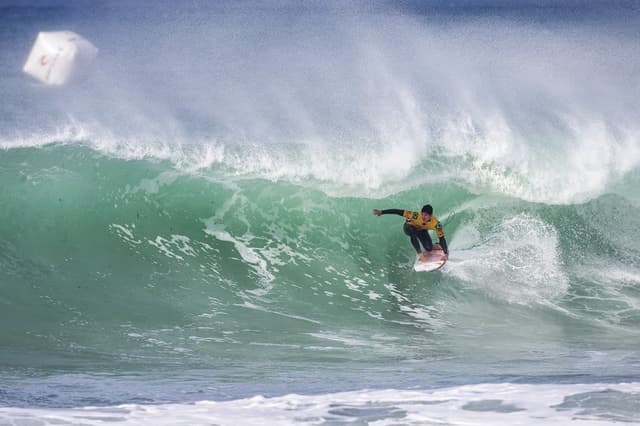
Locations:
2;143;639;387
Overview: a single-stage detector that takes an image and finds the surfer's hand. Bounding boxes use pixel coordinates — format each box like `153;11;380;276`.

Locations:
372;209;382;216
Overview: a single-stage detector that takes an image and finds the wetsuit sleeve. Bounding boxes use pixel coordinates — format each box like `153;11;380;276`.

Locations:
380;209;405;216
439;236;448;255
435;221;448;254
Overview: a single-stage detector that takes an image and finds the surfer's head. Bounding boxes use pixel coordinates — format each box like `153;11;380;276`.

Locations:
421;204;433;221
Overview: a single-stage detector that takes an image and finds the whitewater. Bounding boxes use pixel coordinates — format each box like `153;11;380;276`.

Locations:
1;1;640;425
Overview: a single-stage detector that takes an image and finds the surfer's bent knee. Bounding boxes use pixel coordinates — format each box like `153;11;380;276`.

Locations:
403;222;415;236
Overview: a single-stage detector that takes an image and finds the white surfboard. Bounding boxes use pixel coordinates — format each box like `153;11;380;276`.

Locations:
413;245;447;272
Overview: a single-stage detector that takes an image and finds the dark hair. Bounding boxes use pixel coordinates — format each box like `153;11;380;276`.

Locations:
421;204;433;214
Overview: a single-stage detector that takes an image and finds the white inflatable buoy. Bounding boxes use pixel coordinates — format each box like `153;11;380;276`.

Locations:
23;31;98;86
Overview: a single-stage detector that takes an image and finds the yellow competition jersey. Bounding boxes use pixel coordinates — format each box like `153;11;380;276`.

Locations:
402;210;445;238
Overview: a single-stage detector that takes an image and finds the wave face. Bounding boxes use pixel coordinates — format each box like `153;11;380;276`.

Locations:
2;144;639;385
1;0;640;418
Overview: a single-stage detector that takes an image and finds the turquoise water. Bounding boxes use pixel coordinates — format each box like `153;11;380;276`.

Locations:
1;1;640;424
1;144;639;406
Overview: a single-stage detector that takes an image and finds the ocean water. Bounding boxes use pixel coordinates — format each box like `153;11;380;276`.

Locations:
1;1;640;424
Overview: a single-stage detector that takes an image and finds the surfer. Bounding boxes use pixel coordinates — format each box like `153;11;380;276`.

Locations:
373;204;449;260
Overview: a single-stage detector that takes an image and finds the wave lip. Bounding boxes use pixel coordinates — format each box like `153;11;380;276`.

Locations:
3;2;640;203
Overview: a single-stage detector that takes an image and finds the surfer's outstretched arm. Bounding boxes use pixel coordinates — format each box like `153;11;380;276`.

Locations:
372;209;404;216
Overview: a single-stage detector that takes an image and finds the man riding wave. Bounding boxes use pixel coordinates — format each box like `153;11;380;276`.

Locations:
373;204;448;261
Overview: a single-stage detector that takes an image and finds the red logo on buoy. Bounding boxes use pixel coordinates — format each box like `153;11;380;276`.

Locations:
40;55;48;66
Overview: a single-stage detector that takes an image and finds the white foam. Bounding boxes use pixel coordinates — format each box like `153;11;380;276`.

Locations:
148;235;199;261
201;216;275;294
237;301;321;325
448;212;569;305
4;13;638;202
1;382;638;425
109;224;142;246
0;123;90;150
